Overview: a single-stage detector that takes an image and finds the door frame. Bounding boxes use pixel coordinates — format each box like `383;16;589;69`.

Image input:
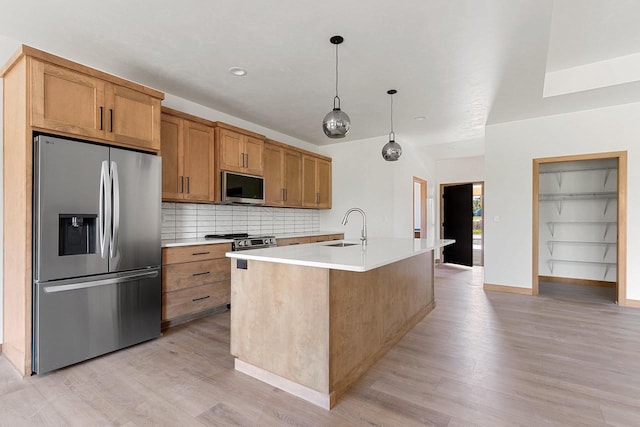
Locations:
532;151;627;305
413;177;427;238
439;181;484;265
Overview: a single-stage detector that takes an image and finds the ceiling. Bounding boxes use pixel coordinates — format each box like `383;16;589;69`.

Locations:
1;0;640;148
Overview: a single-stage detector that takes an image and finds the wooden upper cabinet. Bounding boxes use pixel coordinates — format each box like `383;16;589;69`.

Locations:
161;114;184;200
216;125;264;176
284;149;302;206
244;136;264;175
31;60;106;140
302;155;332;209
161;108;215;203
107;84;161;151
264;141;302;207
264;143;284;205
183;120;215;201
316;158;332;209
29;56;163;152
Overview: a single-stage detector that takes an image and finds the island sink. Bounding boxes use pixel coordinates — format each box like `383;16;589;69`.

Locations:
324;242;358;247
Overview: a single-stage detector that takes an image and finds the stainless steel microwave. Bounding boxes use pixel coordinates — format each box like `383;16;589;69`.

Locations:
221;171;265;204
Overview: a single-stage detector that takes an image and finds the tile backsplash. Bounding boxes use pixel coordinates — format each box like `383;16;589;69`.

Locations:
161;203;320;239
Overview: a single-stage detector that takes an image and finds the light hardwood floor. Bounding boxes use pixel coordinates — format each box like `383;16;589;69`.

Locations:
2;265;640;426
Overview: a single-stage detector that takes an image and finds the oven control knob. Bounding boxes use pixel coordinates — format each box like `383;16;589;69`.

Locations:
238;240;245;247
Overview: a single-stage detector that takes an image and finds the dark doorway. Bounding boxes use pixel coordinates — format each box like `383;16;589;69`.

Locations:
442;183;473;266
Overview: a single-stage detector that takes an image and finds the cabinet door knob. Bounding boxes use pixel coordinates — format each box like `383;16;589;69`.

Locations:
109;109;113;132
99;106;104;130
186;177;190;193
179;176;184;193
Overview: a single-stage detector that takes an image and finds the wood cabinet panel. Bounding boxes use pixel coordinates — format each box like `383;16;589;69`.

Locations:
107;84;161;151
218;128;244;172
30;59;162;152
277;237;311;246
161;109;215;202
163;282;230;320
183;120;214;201
309;234;343;243
264;143;284;205
244;136;264;175
162;243;232;326
302;156;317;207
162;244;231;265
160;114;183;200
31;60;105;139
302;155;332;209
317;158;332;209
216;126;265;176
284;149;302;206
163;258;231;292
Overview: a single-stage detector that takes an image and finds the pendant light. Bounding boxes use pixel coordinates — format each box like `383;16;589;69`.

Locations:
382;89;402;161
322;35;351;138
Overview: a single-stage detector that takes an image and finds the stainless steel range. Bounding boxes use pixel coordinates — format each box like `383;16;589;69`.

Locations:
205;233;277;251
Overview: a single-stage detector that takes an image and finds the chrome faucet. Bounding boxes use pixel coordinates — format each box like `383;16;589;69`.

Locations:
341;208;367;245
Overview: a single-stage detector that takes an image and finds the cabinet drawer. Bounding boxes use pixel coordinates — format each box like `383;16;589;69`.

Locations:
163;282;230;320
163;259;231;292
309;234;343;243
277;237;311;246
162;243;231;264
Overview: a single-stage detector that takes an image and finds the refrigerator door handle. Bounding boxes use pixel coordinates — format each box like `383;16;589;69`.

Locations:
43;270;159;293
110;161;120;259
99;160;111;258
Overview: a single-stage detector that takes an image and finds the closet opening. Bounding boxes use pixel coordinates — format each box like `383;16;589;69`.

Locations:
532;152;627;305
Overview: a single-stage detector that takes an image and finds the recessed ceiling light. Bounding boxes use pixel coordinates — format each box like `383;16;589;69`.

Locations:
229;67;247;76
414;116;427;121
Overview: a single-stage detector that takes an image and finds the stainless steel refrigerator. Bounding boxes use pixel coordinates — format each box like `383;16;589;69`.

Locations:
33;134;162;374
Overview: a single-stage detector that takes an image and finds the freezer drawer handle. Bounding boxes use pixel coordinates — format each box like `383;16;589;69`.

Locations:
43;270;159;293
192;251;210;255
192;271;210;277
192;295;210;302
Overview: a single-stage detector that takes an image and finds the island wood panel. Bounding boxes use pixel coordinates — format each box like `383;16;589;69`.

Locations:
230;262;331;393
2;56;33;375
328;251;433;398
163;259;231;293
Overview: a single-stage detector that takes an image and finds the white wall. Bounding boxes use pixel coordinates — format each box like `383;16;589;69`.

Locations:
484;102;640;301
318;136;436;241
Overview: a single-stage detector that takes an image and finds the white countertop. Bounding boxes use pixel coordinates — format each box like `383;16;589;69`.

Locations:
226;238;455;272
161;231;344;248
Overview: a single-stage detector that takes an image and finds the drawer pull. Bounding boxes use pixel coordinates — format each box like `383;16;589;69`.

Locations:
192;251;210;255
192;271;210;277
192;295;210;302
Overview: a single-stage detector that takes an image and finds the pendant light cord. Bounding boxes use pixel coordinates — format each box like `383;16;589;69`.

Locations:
389;93;395;140
334;44;340;109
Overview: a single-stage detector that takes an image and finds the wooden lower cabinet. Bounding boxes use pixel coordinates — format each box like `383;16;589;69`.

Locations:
277;234;343;246
162;243;231;328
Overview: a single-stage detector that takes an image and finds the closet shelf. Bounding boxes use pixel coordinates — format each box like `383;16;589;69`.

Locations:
547;259;616;279
546;241;616;259
539;166;616;188
539;192;616;201
546;221;616;239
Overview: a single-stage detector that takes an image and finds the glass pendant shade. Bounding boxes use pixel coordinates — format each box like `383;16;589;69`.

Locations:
323;36;350;138
382;89;402;161
382;135;402;161
323;99;351;138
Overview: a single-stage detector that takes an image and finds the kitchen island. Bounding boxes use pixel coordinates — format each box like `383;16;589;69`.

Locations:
226;238;453;409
